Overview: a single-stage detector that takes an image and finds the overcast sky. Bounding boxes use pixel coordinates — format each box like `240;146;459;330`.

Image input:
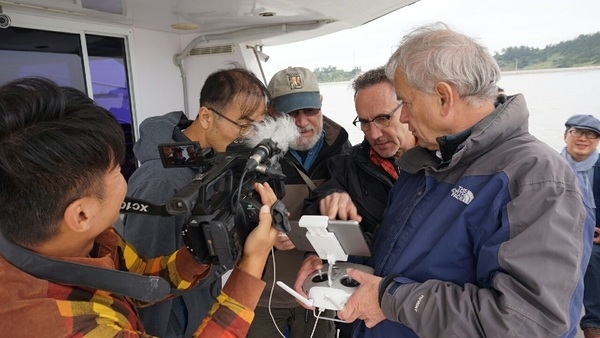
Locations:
262;0;600;78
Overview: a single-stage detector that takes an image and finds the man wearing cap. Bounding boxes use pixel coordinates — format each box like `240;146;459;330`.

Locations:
247;67;350;338
562;114;600;338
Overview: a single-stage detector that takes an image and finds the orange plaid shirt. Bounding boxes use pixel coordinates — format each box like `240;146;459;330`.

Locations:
0;228;265;337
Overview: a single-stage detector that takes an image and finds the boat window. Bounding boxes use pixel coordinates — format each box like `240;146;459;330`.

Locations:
86;34;136;180
0;27;137;180
0;27;85;91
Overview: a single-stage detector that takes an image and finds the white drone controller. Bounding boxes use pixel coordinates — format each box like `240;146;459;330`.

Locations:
277;215;373;314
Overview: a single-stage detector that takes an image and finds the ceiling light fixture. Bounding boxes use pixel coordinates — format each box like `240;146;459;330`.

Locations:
171;22;199;30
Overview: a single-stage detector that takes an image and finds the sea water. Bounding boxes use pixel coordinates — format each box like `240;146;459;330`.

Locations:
320;67;600;152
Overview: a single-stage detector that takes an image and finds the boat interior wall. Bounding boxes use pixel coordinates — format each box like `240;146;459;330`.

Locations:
173;19;329;66
129;28;185;127
173;40;260;122
0;0;419;46
0;0;131;23
130;28;258;126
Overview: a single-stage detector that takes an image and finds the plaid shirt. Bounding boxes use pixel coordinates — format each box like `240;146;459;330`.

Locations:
0;228;265;337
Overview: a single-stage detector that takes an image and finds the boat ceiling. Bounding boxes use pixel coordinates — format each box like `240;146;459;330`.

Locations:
1;0;419;46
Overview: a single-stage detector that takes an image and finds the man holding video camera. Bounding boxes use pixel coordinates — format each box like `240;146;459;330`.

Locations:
122;67;271;337
0;77;281;337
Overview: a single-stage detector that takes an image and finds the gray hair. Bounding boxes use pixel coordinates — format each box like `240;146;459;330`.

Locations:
352;67;392;98
385;22;501;105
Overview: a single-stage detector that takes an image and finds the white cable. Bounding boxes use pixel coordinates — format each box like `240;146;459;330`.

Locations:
268;247;286;338
309;308;325;338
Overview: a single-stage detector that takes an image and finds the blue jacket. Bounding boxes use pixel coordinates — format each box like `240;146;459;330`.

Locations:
357;95;594;338
593;157;600;226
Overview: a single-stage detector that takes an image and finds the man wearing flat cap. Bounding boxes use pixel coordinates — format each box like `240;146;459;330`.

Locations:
247;67;350;338
562;114;600;338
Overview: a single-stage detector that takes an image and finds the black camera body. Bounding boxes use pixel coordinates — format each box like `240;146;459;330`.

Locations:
159;138;288;270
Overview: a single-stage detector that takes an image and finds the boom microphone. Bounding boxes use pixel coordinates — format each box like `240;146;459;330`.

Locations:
244;115;299;171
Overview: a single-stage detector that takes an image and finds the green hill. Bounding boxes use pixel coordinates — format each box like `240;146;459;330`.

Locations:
313;32;600;81
313;66;362;83
494;32;600;71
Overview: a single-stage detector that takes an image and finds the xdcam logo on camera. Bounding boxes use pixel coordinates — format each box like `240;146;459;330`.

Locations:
121;201;149;213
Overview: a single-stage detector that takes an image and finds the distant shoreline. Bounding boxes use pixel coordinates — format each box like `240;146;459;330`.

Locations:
319;65;600;84
501;65;600;75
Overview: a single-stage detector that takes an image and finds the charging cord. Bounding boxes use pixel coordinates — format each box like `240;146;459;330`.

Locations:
309;308;325;338
266;248;327;338
268;247;286;338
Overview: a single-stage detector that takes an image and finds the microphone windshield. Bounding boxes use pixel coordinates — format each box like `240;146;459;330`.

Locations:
245;115;299;153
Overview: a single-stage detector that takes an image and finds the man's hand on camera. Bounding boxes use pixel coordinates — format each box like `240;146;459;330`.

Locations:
319;192;362;222
292;254;323;309
238;182;280;279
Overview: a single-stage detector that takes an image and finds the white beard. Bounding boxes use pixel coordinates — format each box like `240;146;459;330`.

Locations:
290;114;323;151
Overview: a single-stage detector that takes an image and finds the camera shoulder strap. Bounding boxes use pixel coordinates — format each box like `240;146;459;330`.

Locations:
121;197;172;216
0;231;171;303
285;158;317;191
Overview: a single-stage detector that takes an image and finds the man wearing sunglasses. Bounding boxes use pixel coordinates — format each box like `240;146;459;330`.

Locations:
247;67;351;338
562;114;600;338
122;67;270;337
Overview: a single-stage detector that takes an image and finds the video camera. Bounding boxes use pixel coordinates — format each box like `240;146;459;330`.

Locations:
158;138;290;270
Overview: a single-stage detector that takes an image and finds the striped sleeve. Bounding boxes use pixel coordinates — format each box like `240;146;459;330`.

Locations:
117;235;210;290
193;267;266;337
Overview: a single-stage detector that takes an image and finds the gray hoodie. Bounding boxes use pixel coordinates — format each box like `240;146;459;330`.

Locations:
123;111;219;338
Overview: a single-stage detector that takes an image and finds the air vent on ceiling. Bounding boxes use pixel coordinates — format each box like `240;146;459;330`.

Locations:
190;44;235;56
81;0;125;16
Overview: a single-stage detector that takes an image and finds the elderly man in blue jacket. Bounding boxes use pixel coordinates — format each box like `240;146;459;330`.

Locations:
336;23;594;338
562;114;600;338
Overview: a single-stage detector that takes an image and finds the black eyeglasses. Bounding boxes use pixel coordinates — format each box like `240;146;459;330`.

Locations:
352;103;402;132
207;107;255;136
568;128;600;140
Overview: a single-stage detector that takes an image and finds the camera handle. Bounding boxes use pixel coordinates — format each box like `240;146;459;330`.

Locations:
271;199;291;233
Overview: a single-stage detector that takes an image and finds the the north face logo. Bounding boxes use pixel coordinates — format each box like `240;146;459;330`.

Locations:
451;186;474;205
286;73;303;89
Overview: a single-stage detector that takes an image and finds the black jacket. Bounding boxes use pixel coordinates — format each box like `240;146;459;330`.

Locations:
304;139;399;237
257;115;350;308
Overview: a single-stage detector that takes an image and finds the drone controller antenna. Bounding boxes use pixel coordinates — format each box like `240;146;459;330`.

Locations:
276;281;314;308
